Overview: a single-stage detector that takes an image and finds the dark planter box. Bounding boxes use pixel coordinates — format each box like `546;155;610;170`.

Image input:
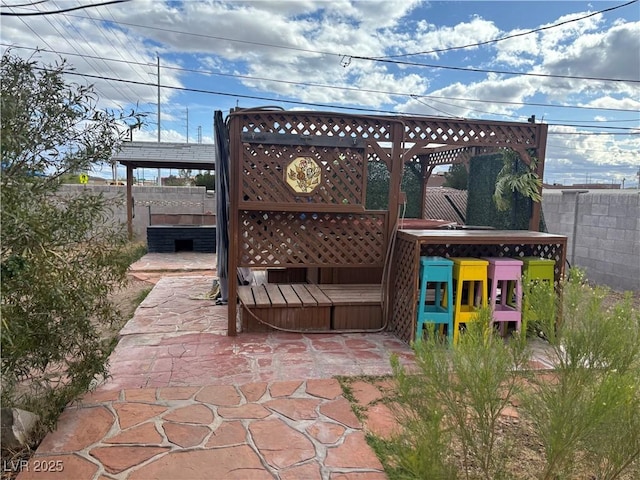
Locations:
147;225;216;253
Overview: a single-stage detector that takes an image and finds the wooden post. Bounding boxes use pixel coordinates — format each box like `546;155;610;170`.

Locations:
387;121;404;240
126;165;134;240
529;123;548;231
419;156;428;219
227;115;239;336
386;121;405;325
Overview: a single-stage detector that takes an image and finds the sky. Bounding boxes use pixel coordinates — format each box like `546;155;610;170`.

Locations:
1;0;639;186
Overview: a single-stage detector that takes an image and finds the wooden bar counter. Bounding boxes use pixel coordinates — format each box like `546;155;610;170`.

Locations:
389;229;568;344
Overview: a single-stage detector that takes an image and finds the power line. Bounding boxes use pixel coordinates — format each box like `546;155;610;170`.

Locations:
377;0;639;59
27;1;110;101
548;131;638;135
60;10;639;84
31;66;640;135
62;0;147;100
348;54;639;84
1;0;51;7
0;0;130;16
49;0;139;104
67;12;340;57
5;43;639;115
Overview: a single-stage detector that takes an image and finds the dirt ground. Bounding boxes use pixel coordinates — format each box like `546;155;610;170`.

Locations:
1;275;153;480
104;275;155;335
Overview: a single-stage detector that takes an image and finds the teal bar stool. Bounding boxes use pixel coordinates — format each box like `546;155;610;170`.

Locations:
416;256;454;342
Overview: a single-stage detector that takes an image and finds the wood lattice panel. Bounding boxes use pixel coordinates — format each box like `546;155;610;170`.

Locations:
236;111;540;151
239;211;387;267
418;243;566;282
241;143;365;206
239;111;394;141
403;118;538;148
390;236;417;344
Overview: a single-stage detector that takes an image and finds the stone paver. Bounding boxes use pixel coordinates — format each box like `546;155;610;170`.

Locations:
19;380;387;480
18;253;555;480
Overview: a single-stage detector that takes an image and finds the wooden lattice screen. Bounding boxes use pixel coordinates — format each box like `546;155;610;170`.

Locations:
226;109;548;335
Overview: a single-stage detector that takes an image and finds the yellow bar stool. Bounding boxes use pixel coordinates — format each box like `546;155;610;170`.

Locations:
450;257;489;344
483;257;523;335
519;256;556;319
520;257;556;285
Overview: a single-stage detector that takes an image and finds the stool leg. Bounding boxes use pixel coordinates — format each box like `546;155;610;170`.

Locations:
416;266;427;341
515;277;523;332
454;276;463;344
446;278;454;344
498;279;507;336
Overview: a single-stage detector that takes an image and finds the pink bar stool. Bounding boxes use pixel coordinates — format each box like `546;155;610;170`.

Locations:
482;257;523;335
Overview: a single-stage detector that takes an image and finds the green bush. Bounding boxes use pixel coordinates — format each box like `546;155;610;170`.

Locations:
1;52;144;427
194;172;215;190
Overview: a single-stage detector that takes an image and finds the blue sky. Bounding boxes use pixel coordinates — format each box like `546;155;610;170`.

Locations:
1;0;639;186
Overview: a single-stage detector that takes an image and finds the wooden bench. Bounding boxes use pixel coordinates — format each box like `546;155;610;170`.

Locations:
319;285;383;330
238;284;382;332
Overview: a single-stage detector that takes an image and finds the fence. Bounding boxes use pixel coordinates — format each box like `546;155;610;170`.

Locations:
541;189;639;292
58;185;638;292
58;184;216;240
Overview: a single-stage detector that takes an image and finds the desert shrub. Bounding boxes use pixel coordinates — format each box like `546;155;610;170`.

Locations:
389;308;529;480
380;271;639;479
521;270;640;480
1;51;144;427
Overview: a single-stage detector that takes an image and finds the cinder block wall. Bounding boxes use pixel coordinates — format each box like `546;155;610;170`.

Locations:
542;190;639;292
58;185;216;240
57;185;638;292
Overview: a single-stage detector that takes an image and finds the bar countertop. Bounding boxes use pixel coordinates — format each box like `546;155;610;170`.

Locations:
397;229;567;244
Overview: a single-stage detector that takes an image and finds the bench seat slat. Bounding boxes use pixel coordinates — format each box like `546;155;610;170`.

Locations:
291;284;318;307
237;285;257;307
264;284;287;307
303;284;332;307
252;285;272;307
278;284;303;306
319;284;381;306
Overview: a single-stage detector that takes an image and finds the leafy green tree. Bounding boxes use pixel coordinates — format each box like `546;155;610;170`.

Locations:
443;163;468;190
493;149;542;211
194;172;215;190
1;52;144;425
366;161;422;217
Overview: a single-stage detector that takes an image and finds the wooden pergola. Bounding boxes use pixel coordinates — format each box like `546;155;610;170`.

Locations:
225;109;548;335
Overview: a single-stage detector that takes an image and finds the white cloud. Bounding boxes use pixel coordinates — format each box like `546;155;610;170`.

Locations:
541;22;639;86
402;16;501;59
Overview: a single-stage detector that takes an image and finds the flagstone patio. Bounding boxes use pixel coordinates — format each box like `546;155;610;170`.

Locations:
17;253;553;480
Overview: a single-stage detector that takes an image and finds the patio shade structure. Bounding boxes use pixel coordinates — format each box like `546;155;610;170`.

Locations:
224;108;549;335
112;141;217;239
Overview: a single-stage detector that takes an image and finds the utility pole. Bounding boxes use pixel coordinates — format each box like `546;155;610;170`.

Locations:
157;55;161;142
157;55;161;185
186;107;189;143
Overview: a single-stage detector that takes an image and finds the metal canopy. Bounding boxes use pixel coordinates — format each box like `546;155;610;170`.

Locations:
111;141;217;239
114;141;217;170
